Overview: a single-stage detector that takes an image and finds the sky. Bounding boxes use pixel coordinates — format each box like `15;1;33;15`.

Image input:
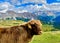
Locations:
0;0;60;13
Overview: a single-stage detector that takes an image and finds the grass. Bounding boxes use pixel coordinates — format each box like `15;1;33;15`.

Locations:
42;24;54;31
0;20;24;27
31;31;60;43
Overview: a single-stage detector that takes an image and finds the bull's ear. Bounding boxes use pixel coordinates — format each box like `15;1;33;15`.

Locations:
27;24;32;29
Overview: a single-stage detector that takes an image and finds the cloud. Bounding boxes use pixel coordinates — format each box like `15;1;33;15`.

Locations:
22;0;46;4
9;0;60;12
8;0;46;5
10;0;21;5
15;10;28;13
41;3;60;11
7;4;42;13
20;4;42;12
0;0;49;13
0;2;9;13
47;3;60;11
0;0;60;13
0;2;15;13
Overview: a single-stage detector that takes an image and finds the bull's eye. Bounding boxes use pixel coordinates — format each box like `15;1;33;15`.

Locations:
31;24;36;27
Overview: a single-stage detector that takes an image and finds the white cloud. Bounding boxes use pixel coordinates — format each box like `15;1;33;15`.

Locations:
23;4;42;12
16;10;28;13
0;0;60;13
10;0;60;12
44;3;60;11
0;2;9;13
10;0;21;5
22;0;46;4
0;2;15;13
9;0;46;5
10;4;42;13
14;3;60;13
0;0;48;13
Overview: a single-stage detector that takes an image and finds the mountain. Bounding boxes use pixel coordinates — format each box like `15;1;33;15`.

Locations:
0;10;37;20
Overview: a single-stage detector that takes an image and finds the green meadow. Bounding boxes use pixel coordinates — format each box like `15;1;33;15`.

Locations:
0;20;60;43
31;31;60;43
0;20;24;27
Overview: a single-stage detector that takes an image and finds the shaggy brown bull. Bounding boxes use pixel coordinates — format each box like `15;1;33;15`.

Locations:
0;20;42;43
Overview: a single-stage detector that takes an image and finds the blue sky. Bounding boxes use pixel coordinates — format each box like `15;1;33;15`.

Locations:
47;0;60;4
0;0;60;7
0;0;60;13
0;0;60;6
0;0;60;3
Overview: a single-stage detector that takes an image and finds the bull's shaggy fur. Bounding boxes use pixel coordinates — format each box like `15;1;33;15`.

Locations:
0;20;42;43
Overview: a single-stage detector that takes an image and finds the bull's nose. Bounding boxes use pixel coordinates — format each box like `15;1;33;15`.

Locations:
40;31;42;33
39;31;42;35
